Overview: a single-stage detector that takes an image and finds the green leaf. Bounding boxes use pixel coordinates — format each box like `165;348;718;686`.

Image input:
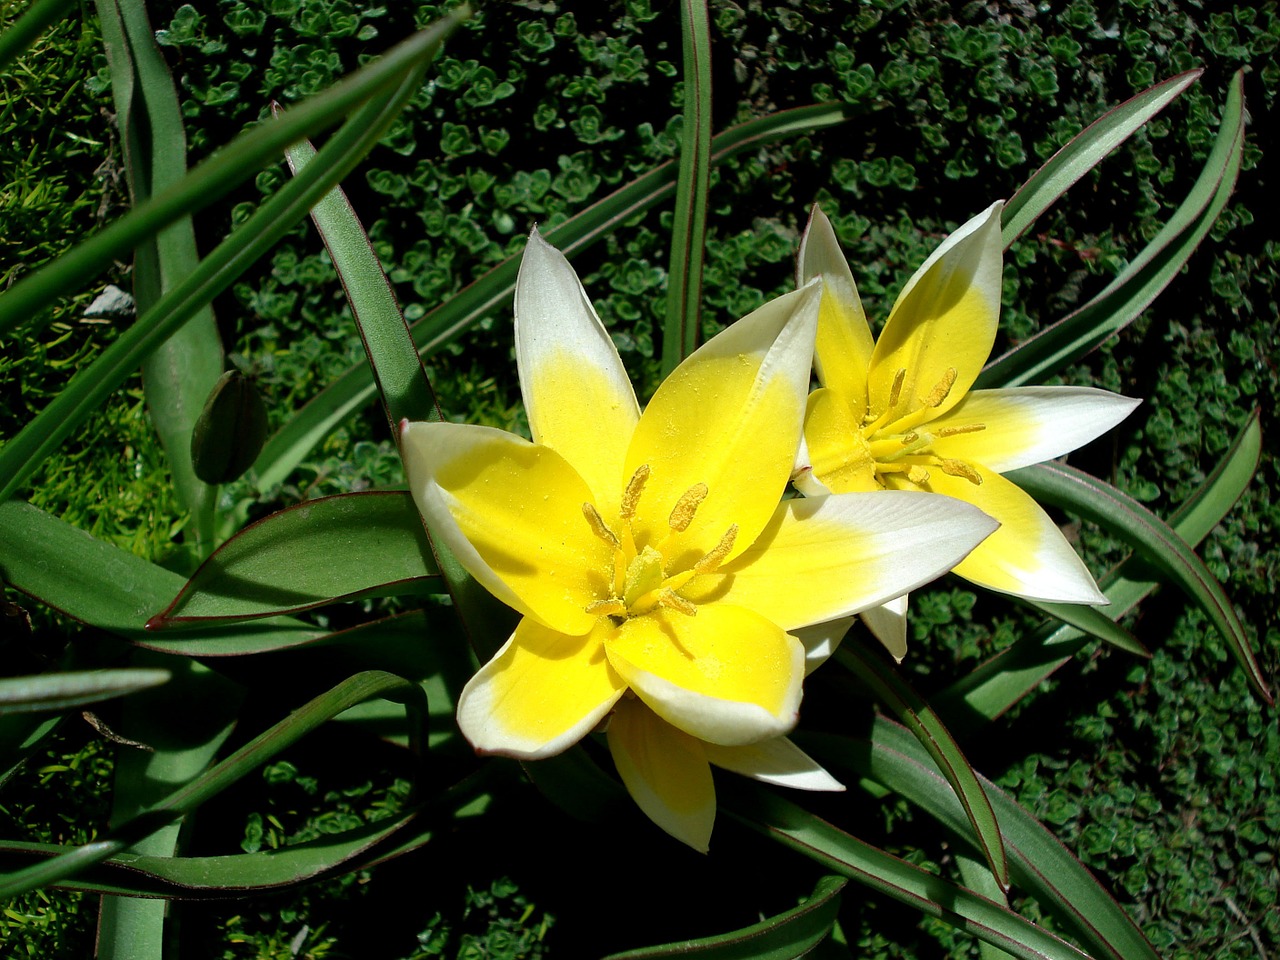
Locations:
835;644;1009;892
253;103;860;490
727;785;1093;960
1016;597;1148;658
661;0;713;375
981;71;1244;388
149;492;439;626
1001;70;1201;245
603;875;846;959
0;669;170;715
1009;459;1271;703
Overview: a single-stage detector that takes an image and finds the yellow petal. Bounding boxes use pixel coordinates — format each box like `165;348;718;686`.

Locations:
799;206;874;420
401;421;609;636
927;387;1141;473
457;617;625;759
802;387;879;494
703;736;845;792
606;698;715;852
688;492;996;631
604;605;805;746
515;230;640;513
623;282;821;568
896;467;1107;604
867;201;1004;422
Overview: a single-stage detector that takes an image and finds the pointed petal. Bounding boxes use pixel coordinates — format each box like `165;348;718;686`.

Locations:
868;201;1004;421
401;421;608;636
515;230;640;511
860;594;909;662
623;282;821;567
457;617;625;759
799;206;874;420
928;387;1141;473
684;492;997;631
898;467;1107;604
604;605;805;746
793;617;853;674
803;387;879;494
606;699;715;852
704;736;845;792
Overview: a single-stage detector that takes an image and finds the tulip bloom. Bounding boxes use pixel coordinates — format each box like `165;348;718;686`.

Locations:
797;202;1140;658
402;229;996;846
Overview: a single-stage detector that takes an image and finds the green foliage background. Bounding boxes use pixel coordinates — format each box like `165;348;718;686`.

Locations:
1;0;1277;956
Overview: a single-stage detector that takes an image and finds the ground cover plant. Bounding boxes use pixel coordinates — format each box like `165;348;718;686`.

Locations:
1;0;1277;957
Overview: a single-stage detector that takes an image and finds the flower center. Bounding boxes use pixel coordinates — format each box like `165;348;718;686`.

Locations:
581;464;737;622
861;366;987;488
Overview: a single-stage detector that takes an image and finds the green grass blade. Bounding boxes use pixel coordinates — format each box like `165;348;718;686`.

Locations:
603;875;846;959
806;718;1161;960
0;669;170;715
254;102;858;489
148;491;439;626
1001;70;1201;245
0;71;428;502
981;71;1244;389
0;9;468;336
0;0;76;71
727;785;1093;960
835;645;1009;891
1009;459;1270;703
0;669;426;897
660;0;713;376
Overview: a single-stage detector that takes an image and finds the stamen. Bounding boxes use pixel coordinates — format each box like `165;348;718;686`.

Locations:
922;367;958;408
907;465;931;484
935;422;986;437
586;599;627;617
694;524;739;574
900;432;919;445
620;464;650;520
657;589;697;616
581;502;619;547
668;483;708;532
937;458;983;485
887;367;906;410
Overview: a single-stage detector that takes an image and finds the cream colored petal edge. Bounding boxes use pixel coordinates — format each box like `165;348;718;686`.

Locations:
400;420;602;636
868;201;1004;421
711;492;998;631
606;700;716;852
623;280;822;565
909;469;1108;604
456;619;626;759
704;736;845;792
928;387;1141;473
515;229;640;508
859;594;909;663
792;617;854;674
799;206;874;414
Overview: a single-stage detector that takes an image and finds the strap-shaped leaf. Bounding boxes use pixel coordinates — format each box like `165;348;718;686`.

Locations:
805;718;1160;960
0;669;170;715
1009;459;1270;703
726;785;1093;960
0;669;426;898
836;645;1009;892
253;102;861;490
603;874;846;959
1001;70;1201;245
980;71;1244;389
1017;597;1148;658
149;492;439;626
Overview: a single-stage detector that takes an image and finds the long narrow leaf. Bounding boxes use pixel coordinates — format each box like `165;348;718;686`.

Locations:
835;645;1009;891
1017;597;1148;658
0;669;170;715
1010;459;1270;703
1001;71;1201;245
980;71;1244;389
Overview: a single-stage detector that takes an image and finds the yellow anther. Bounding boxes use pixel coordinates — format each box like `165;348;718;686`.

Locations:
900;431;919;445
668;483;708;532
907;465;931;484
581;502;619;547
935;422;986;437
657;589;697;616
922;367;958;408
586;598;627;617
938;458;983;485
621;464;650;520
888;368;906;410
694;524;739;574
